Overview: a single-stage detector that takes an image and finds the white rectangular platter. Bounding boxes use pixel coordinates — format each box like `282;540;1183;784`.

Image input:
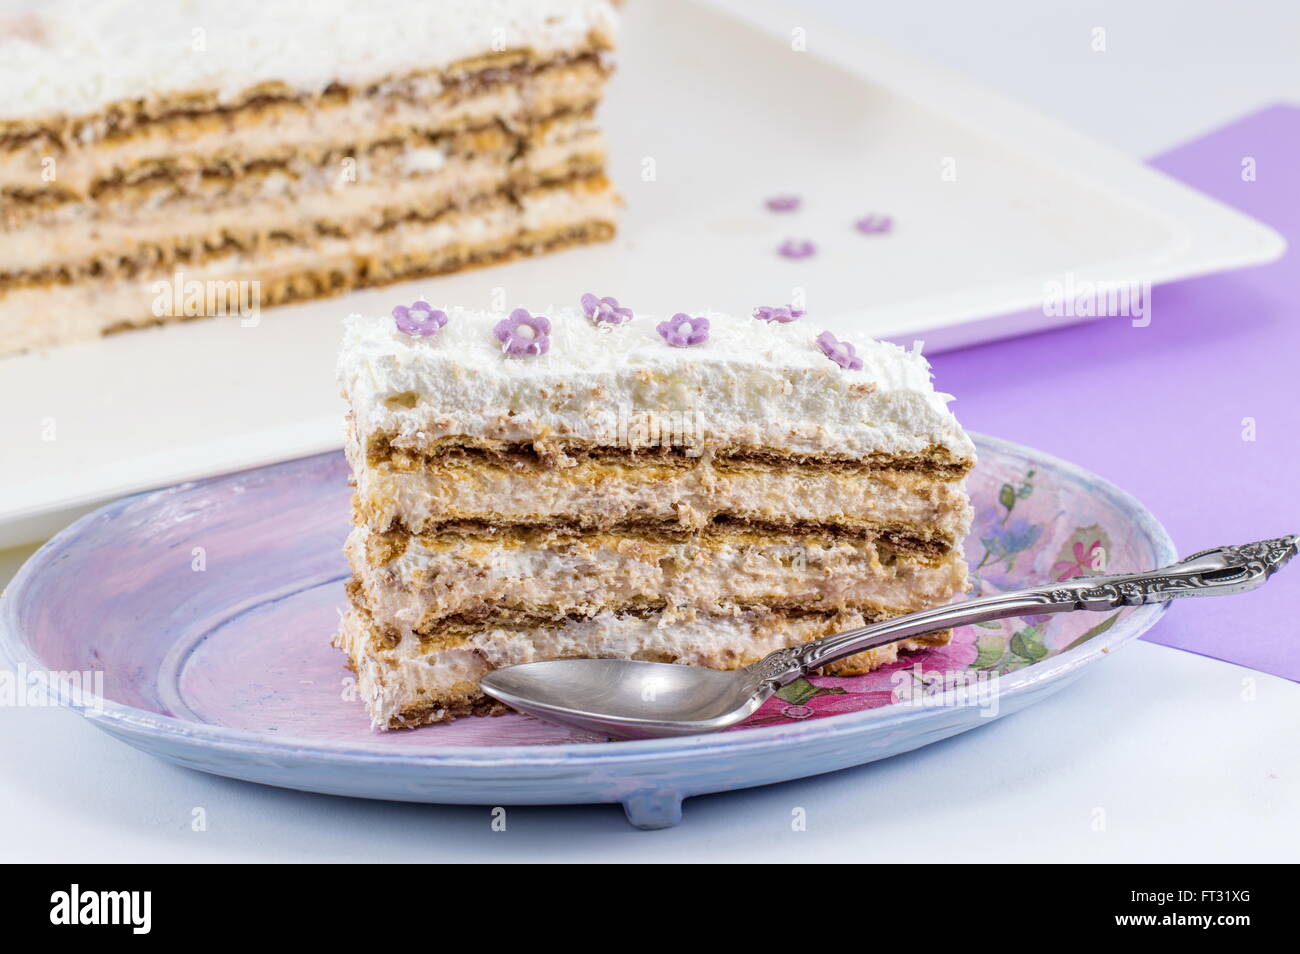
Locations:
0;0;1283;547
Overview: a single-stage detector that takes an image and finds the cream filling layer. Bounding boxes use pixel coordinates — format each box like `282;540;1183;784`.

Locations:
0;58;608;194
3;126;606;274
347;525;970;635
336;604;943;730
349;442;973;540
8;114;602;229
0;178;619;354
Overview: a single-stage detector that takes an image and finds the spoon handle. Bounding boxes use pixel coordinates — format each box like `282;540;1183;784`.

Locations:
744;535;1297;688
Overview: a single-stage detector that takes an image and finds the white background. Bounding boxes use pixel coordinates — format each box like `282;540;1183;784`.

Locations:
2;0;1298;862
805;0;1300;157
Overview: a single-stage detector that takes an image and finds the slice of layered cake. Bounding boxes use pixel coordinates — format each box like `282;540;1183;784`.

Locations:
336;301;976;728
335;302;977;727
0;0;619;356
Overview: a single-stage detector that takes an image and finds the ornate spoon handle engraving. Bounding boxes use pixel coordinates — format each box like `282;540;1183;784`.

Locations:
744;535;1297;689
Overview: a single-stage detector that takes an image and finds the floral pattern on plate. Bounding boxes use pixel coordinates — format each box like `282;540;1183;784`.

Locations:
738;454;1144;730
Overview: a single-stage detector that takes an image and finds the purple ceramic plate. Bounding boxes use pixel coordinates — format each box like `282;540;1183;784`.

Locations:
0;434;1175;828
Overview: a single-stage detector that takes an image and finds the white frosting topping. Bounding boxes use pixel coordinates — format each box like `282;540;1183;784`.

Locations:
0;0;616;121
339;305;976;461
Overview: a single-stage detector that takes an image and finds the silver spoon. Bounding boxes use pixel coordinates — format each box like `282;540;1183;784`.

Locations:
481;536;1296;739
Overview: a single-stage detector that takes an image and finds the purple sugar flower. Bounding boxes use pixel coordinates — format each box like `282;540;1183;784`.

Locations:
765;195;801;212
753;305;806;323
657;313;710;348
392;299;448;337
580;292;633;325
493;307;551;356
778;238;816;259
816;330;863;370
854;214;893;235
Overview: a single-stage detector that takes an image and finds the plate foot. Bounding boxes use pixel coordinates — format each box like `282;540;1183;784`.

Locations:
622;790;683;829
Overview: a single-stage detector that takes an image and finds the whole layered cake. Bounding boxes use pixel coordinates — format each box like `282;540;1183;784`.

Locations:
0;0;619;356
336;299;976;729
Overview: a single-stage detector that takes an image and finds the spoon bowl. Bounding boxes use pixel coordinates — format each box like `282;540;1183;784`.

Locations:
480;658;770;739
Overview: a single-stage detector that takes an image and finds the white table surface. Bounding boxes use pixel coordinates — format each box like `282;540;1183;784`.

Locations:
4;0;1299;862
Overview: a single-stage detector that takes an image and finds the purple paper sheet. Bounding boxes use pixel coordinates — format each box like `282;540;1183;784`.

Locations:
931;104;1300;682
